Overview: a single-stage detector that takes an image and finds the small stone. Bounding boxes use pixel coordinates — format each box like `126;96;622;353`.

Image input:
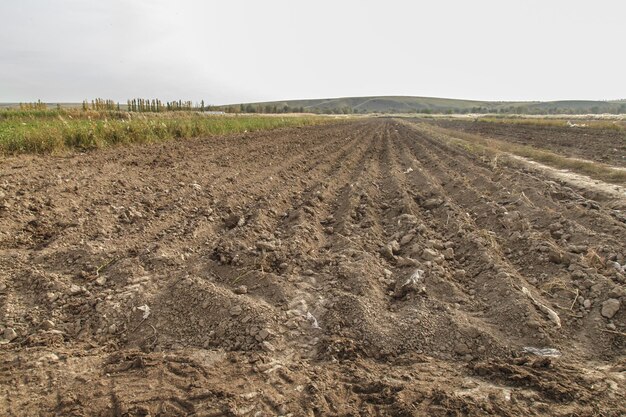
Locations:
256;241;276;251
601;299;620;319
608;286;626;299
95;276;107;286
230;305;243;316
396;256;420;267
454;342;470;355
422;248;439;261
3;328;17;342
461;380;478;389
261;341;275;352
583;299;591;309
389;240;400;255
224;214;244;229
548;250;564;264
548;223;562;232
39;353;59;362
400;233;415;246
0;283;6;291
256;328;270;341
567;245;587;254
69;284;84;295
234;285;248;295
443;248;455;260
606;322;617;331
380;244;395;261
422;198;443;210
41;320;55;330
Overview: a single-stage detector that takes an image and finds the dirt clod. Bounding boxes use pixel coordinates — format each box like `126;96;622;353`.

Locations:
601;298;621;318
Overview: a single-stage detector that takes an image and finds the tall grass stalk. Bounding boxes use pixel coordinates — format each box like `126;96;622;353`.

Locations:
0;110;337;155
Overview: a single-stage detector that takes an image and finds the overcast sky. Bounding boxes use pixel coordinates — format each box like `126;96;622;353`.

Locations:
1;0;624;104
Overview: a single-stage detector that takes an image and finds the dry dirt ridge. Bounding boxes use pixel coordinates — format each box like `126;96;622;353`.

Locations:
0;119;624;416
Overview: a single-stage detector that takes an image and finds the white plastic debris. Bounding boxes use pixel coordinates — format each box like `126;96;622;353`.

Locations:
404;167;414;174
306;311;320;329
522;347;562;357
521;287;561;328
136;304;151;319
403;268;425;288
609;261;624;273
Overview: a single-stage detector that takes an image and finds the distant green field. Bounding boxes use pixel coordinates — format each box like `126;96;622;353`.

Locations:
0;109;336;155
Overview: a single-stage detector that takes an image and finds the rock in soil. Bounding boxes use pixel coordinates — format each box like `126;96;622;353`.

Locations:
601;298;621;319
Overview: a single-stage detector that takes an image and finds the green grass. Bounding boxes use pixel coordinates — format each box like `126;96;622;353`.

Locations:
0;110;337;155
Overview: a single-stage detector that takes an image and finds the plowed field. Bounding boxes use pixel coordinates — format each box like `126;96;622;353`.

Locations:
431;119;626;167
1;119;624;416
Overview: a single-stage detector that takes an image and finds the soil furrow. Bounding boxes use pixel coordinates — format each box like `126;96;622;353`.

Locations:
0;119;623;417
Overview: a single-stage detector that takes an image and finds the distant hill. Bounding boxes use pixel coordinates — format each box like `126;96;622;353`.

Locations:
3;96;626;115
229;96;626;115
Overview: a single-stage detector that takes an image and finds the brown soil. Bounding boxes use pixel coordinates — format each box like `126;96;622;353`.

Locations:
430;119;626;167
1;119;624;416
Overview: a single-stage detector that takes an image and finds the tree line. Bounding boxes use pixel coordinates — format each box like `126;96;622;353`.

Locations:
78;98;213;112
19;100;47;110
14;98;626;115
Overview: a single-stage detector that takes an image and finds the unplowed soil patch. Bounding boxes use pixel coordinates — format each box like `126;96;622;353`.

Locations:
1;120;624;416
430;119;626;167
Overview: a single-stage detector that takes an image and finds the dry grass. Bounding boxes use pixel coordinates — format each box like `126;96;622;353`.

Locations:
478;117;625;131
0;110;338;155
412;122;626;185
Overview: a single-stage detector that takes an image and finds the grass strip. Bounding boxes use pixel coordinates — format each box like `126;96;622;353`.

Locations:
0;110;339;155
